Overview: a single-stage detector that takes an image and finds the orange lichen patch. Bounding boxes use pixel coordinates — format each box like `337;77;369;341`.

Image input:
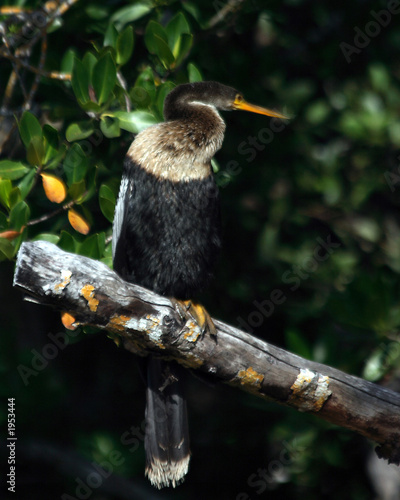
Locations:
183;321;202;342
289;368;331;412
80;284;99;312
61;311;79;330
54;270;72;293
107;314;131;333
237;367;264;389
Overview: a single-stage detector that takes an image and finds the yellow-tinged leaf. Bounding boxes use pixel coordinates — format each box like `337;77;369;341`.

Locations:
68;208;90;235
41;173;67;203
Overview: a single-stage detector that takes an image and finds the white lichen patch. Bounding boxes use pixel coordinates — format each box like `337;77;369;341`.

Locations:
289;368;332;412
54;269;72;295
108;314;165;348
183;321;202;343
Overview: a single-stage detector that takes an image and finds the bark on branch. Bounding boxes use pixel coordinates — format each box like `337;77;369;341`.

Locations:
13;241;400;465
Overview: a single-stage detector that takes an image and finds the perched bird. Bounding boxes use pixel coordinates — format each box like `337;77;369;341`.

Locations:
112;81;286;488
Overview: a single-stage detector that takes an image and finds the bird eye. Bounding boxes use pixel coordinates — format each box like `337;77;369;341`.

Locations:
235;94;243;102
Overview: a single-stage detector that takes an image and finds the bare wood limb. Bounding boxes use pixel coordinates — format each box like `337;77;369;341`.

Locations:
13;241;400;465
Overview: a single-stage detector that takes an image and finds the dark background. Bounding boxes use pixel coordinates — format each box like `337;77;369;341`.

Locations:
1;0;400;498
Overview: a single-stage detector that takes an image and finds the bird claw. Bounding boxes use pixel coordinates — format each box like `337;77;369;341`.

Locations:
171;299;217;337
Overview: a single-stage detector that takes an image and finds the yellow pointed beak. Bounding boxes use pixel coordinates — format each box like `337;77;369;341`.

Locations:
233;96;288;119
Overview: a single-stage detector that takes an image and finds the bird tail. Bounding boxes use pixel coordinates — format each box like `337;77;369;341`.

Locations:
145;356;190;489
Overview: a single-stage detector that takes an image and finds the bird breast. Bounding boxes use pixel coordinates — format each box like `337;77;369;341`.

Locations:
127;106;226;183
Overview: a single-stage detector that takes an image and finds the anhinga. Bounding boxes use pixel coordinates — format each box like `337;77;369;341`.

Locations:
112;81;286;488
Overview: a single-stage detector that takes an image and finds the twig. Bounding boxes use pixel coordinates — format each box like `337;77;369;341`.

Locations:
27;199;76;226
207;0;246;29
23;33;47;111
0;25;29;100
117;71;131;112
1;51;71;80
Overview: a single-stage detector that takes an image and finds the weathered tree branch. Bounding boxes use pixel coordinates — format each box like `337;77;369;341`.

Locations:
13;241;400;465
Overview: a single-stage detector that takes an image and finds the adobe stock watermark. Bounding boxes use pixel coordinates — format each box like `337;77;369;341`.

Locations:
340;1;400;63
216;116;288;189
62;411;167;499
192;116;288;212
17;329;81;386
237;234;340;333
236;437;306;499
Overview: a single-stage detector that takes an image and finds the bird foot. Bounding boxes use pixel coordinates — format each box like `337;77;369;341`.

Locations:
171;299;217;337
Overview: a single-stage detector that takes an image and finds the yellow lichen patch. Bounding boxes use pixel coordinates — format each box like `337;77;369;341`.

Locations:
54;270;72;293
146;314;161;329
179;353;204;369
80;284;99;312
107;314;131;333
61;311;79;330
237;366;264;389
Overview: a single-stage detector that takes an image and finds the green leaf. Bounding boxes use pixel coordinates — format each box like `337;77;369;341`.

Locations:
82;51;98;82
32;233;60;244
188;62;203;83
145;20;168;48
79;232;105;259
64;143;89;185
43;124;60;164
9;187;22;209
174;33;193;66
0;238;14;260
110;2;153;28
79;100;102;113
107;110;157;133
131;67;156;108
149;35;175;69
45;143;67;171
19;111;43;148
75;164;97;204
104;23;118;48
66;121;95;142
86;3;109;20
17;169;36;200
116;25;134;66
145;21;175;68
92;52;117;104
26;135;45;166
0;211;7;229
369;63;390;93
0;179;12;209
58;230;77;253
71;57;90;104
156;82;175;117
0;160;30;180
9;201;30;229
165;12;191;56
68;180;86;203
61;48;76;74
99;183;116;222
100;116;121;138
